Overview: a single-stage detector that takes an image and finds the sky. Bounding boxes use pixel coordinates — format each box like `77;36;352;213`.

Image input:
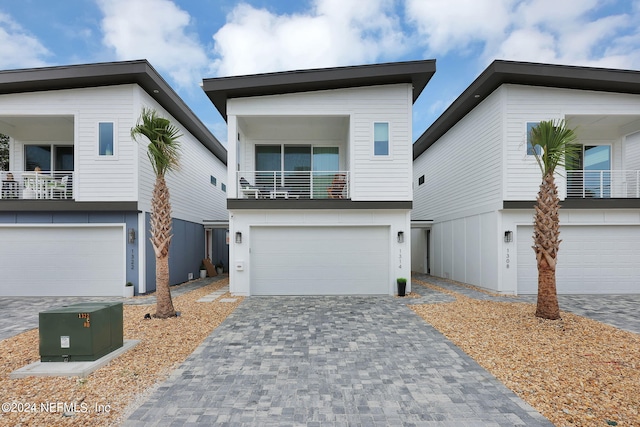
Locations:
1;0;639;146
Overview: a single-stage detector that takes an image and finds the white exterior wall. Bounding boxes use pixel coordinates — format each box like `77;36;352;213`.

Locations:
429;211;500;291
228;209;411;295
503;85;640;200
135;89;228;224
0;85;138;201
412;88;504;222
227;84;413;201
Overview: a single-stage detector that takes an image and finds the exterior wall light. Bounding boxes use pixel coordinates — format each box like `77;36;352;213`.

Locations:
397;231;404;243
235;231;242;244
128;228;136;244
504;230;513;243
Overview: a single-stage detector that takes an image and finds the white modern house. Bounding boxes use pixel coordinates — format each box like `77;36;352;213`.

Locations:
412;60;640;295
0;60;228;297
203;60;436;295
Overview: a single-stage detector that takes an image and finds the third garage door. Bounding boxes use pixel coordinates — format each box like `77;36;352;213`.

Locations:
250;226;389;295
517;225;640;294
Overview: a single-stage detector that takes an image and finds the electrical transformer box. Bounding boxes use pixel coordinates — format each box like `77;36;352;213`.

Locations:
39;302;123;362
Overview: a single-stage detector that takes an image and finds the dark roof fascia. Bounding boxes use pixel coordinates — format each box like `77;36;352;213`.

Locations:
0;60;227;165
413;60;640;159
202;60;436;120
503;199;640;209
0;200;140;212
227;199;412;210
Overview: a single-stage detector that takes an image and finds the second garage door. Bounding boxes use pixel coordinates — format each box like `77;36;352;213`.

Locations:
0;225;125;297
517;225;640;294
251;226;390;295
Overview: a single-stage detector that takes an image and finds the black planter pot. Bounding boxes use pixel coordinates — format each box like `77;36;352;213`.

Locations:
397;281;406;297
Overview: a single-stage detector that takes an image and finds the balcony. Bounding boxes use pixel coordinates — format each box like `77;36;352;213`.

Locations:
566;170;640;198
1;171;74;200
236;171;350;199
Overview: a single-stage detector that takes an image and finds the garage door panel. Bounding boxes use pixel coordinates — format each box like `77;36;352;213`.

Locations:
0;226;124;297
251;226;389;295
518;225;640;294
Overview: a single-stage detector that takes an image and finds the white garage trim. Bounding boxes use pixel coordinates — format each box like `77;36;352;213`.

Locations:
250;225;390;295
517;224;640;294
0;224;126;297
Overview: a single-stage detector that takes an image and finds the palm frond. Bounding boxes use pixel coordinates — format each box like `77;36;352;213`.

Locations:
530;119;580;177
131;107;182;177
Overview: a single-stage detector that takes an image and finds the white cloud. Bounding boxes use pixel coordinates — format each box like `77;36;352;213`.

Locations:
210;0;407;77
0;12;50;69
97;0;208;88
405;0;514;55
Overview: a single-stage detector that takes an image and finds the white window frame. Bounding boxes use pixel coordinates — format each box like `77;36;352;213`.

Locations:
97;121;117;159
372;121;391;158
526;122;542;156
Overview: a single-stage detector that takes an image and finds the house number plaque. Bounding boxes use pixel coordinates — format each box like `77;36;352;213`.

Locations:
506;248;510;269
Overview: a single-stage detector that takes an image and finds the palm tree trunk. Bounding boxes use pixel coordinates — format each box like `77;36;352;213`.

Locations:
151;176;176;318
533;173;561;320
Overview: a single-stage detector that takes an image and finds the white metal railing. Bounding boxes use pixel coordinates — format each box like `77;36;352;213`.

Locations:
237;171;350;199
566;170;640;198
1;170;74;200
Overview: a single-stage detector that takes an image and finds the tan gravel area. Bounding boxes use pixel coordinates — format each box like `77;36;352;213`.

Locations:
0;278;242;427
410;278;640;427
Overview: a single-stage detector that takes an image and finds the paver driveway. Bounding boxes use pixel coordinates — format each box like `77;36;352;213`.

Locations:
124;292;553;426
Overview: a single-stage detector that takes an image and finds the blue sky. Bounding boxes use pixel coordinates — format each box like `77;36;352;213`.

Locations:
1;0;639;145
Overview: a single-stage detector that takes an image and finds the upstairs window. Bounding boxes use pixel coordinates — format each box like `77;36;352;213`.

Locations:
98;122;114;156
526;122;542;156
374;122;389;156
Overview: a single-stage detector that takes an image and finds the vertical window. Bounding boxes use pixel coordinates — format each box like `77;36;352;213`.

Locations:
98;122;114;156
210;176;217;186
418;175;425;186
526;122;542;155
221;183;227;192
374;122;389;156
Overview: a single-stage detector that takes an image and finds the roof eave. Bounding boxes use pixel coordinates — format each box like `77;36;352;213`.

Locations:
0;60;227;165
413;60;640;159
203;60;436;120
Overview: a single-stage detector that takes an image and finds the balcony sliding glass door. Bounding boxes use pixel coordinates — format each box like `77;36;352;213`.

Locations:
255;145;339;198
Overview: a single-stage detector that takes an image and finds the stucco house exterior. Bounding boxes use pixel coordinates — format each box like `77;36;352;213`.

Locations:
0;60;228;297
412;60;640;295
203;60;436;295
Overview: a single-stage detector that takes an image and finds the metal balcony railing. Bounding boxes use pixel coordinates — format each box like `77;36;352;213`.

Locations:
1;171;74;200
237;171;350;199
566;170;640;198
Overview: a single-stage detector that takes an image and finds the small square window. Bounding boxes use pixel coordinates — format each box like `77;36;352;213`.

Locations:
210;176;217;186
98;122;114;156
418;175;425;186
526;122;542;156
374;122;389;156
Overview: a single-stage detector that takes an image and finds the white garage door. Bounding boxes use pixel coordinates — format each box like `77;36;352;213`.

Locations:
0;225;125;296
251;226;389;295
517;225;640;294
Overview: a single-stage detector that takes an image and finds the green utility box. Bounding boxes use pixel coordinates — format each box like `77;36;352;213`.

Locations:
39;302;123;362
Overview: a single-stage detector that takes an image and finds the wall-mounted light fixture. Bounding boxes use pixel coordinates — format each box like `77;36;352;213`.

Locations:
235;231;242;244
225;230;230;245
397;231;404;244
128;228;136;244
504;230;513;243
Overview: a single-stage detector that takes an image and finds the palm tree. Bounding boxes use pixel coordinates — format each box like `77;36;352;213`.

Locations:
530;119;580;320
131;108;182;319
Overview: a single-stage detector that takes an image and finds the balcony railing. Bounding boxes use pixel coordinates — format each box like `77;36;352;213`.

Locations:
566;170;640;198
237;171;350;199
1;171;74;200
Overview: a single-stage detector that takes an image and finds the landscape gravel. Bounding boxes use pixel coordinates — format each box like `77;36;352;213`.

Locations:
0;278;241;427
411;278;640;427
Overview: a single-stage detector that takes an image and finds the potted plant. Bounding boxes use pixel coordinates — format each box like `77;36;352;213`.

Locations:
215;260;224;275
199;263;207;279
397;277;407;297
124;281;134;298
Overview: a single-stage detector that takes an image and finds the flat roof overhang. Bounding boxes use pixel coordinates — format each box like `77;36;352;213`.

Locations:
203;59;436;120
414;60;640;159
0;60;227;164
